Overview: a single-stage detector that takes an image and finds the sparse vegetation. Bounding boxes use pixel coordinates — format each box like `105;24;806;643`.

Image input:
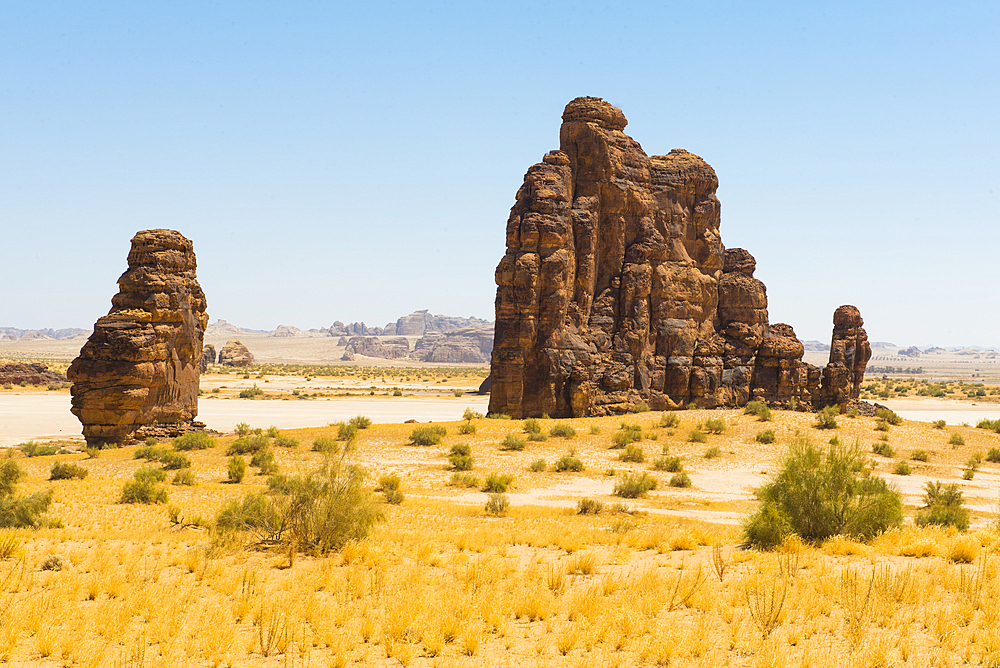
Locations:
448;443;474;471
409;425;446;446
915;481;969;531
814;405;839;430
172;432;216;450
755;429;776;444
500;434;527;451
549;423;576;438
613;472;658;498
49;461;89;480
1;457;55;527
120;467;168;504
554;455;585;472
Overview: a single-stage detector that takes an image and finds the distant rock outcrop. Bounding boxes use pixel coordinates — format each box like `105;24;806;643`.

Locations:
0;327;89;340
341;336;409;361
198;344;217;373
218;339;254;366
67;229;209;445
0;362;67;386
412;328;494;363
489;97;872;418
270;325;301;338
394;310;492;337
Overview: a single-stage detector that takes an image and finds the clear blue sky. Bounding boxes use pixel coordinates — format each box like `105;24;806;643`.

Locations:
2;1;997;347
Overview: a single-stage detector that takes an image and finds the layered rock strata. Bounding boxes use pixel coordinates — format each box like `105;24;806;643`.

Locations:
489;97;871;418
0;362;67;386
68;229;209;445
218;339;254;366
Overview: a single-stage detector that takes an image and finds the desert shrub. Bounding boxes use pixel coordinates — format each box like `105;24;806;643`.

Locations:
814;405;840;430
250;448;279;475
614;472;658;498
632;402;650;413
704;418;726;434
486;413;511;420
987;448;1000;463
349;415;372;430
227;435;269;456
554;455;585;472
377;474;404;504
744;400;767;417
216;457;385;555
976;418;999;431
483;473;513;493
235;422;252;437
463;408;483;421
659;412;680;428
577;498;603;515
652;456;683;473
619;444;645;463
239;384;264;399
485;493;509;516
893;460;911;475
265;426;279;438
872;442;895;458
392;389;403;396
228;456;247;483
159;452;192;470
934;420;947;430
49;461;89;481
549;423;576;438
312;436;339;454
19;442;59;457
669;472;692;488
450;473;479;488
911;450;930;462
120;467;168;504
949;433;965;447
172;432;216;451
915;481;969;531
962;469;975;480
84;446;101;459
523;418;542;435
704;445;721;459
336;422;359;444
876;409;903;426
528;459;546;472
527;431;548;442
500;434;527;451
173;469;197;486
874;419;890;432
741;439;902;549
459;422;477;435
756;430;777;444
274;435;299;448
967;452;983;469
610;430;640;449
448;444;474;471
0;458;55;528
688;429;708;443
409;426;446;446
135;445;167;461
590;425;602;435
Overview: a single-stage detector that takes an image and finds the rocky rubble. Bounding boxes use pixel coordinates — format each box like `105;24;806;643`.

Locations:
67;229;209;445
489;97;872;418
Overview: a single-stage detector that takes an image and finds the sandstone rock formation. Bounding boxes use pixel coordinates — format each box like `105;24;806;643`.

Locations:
412;328;494;363
198;344;216;373
341;336;409;361
218;339;254;366
67;229;209;445
489;97;871;418
0;362;67;386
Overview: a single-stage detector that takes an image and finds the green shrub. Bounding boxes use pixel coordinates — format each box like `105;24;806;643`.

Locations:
312;436;339;454
814;405;840;430
173;469;197;486
409;425;446;446
250;448;279;475
500;434;527;451
523;418;542;435
949;433;965;447
589;425;602;435
549;423;576;438
377;474;403;504
235;422;252;437
669;472;692;488
934;420;947;430
872;442;895;458
874;419;890;432
349;415;372;430
554;455;585;472
448;444;474;471
528;459;546;472
893;460;911;475
976;418;999;431
659;412;680;428
876;409;903;426
463;408;483;421
614;472;658;498
172;432;216;450
459;422;477;435
120;467;168;504
577;497;603;515
337;422;359;443
19;442;59;457
227;435;269;456
485;493;509;516
135;445;167;461
741;439;902;549
274;435;299;448
483;473;513;493
704;446;721;459
652;456;683;472
239;384;264;399
49;461;89;481
911;450;930;462
962;469;975;480
450;473;479;488
756;430;777;444
688;429;708;443
0;458;55;528
632;402;650;414
915;481;969;531
160;452;192;470
393;389;403;397
704;418;726;434
527;431;548;442
987;448;1000;463
266;426;280;438
228;456;247;483
619;444;645;463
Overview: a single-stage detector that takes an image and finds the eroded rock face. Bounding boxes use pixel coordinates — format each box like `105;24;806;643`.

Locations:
67;229;209;445
341;336;409;361
489;97;871;417
198;344;216;373
0;362;67;386
218;339;254;366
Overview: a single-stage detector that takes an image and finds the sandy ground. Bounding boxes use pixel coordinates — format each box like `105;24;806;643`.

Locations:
0;393;489;447
882;397;1000;424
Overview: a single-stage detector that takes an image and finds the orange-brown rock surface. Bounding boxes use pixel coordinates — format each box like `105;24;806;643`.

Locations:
0;362;67;386
218;339;254;366
490;97;871;418
67;230;209;445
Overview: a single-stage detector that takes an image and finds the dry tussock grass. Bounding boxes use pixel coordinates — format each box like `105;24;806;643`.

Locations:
0;407;998;664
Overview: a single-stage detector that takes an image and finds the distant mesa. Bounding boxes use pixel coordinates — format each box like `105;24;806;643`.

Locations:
0;327;89;341
488;97;872;418
0;362;66;386
68;229;209;446
218;339;255;366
